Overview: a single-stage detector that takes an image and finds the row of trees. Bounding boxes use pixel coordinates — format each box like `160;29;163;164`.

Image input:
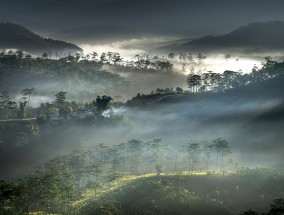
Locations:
0;88;36;120
0;49;174;73
130;57;284;98
186;70;240;93
0;137;232;214
2;57;283;121
186;57;284;93
38;92;113;121
0;87;115;122
154;87;184;94
3;138;283;215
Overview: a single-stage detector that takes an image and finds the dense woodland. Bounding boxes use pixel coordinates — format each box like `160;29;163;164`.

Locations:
0;51;284;214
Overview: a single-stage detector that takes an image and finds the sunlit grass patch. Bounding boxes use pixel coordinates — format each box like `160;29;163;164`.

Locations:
73;170;230;207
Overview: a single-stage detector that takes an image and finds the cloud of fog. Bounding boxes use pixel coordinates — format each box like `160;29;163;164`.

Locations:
168;53;263;75
80;38;266;74
79;36;175;59
201;55;261;73
80;42;145;58
102;106;127;118
1;88;284;179
15;95;53;108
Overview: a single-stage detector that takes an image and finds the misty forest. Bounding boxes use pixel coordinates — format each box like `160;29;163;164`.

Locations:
0;1;284;215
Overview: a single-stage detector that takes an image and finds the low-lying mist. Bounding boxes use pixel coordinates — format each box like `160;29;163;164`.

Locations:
1;42;284;182
79;40;267;75
1;88;283;179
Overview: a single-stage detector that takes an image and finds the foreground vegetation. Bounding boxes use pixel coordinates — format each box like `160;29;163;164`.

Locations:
78;170;284;215
1;165;283;214
0;134;283;214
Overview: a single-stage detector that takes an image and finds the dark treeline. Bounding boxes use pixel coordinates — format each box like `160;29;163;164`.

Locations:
0;50;129;99
1;49;283;103
128;56;284;105
2;55;283;121
186;56;284;93
0;92;118;159
0;49;176;102
0;49;173;75
0;90;117;124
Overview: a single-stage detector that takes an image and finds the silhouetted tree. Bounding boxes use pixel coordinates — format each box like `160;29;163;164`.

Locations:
21;87;36;108
127;139;143;174
54;91;67;107
91;51;98;62
94;95;113;112
18;101;28;118
42;53;48;59
168;53;175;59
213;138;231;175
224;54;231;61
176;87;184;93
185;141;200;174
197;53;206;64
186;74;202;93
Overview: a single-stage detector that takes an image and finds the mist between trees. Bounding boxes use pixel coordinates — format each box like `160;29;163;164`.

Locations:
0;49;284;215
0;48;280;103
0;138;283;215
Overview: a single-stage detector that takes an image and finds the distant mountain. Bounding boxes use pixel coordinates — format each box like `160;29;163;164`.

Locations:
151;37;195;50
0;23;82;56
156;21;284;53
51;24;142;44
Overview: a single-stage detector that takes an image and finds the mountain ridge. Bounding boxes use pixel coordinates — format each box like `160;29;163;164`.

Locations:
156;21;284;53
51;24;142;44
0;22;82;56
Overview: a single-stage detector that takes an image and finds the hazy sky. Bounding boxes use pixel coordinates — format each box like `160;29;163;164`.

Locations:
1;0;284;36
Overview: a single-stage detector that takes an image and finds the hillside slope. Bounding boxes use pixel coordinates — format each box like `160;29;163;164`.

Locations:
78;171;283;215
157;21;284;53
0;23;82;56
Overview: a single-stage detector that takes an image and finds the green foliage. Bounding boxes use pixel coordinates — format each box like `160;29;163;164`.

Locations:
54;91;67;107
0;52;130;101
0;91;17;119
99;202;121;215
37;111;48;123
0;138;283;215
175;87;184;93
18;101;27;118
21;87;36;108
77;170;284;215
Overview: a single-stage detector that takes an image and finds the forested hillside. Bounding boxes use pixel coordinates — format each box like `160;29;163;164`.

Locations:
0;23;82;56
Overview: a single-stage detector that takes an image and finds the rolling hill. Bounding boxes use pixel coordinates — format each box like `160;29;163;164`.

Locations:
0;22;82;56
156;21;284;54
77;171;283;215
